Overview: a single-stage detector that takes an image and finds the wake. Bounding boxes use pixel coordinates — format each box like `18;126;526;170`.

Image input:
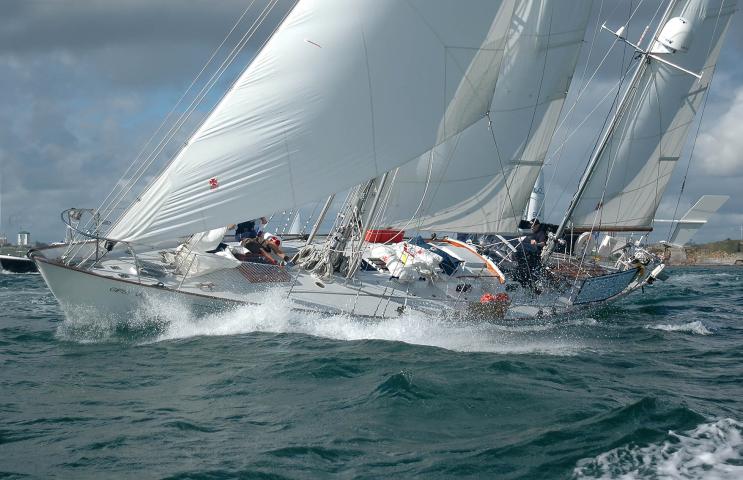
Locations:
152;292;592;355
57;290;594;354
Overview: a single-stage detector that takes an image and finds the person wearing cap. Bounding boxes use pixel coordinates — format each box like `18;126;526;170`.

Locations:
262;233;289;263
241;231;289;264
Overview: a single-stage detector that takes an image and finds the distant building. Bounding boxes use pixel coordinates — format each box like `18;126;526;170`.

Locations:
0;234;7;246
17;231;31;246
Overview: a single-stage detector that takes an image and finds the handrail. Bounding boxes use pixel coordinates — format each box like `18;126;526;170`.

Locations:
59;208;143;278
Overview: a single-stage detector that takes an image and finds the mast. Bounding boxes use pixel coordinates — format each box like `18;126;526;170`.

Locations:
544;0;677;260
345;172;390;278
304;194;335;246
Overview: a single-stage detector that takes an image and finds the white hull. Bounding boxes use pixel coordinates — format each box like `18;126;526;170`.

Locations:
34;256;495;321
33;234;664;321
35;257;242;319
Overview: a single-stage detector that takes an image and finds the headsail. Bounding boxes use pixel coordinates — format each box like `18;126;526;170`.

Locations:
664;194;729;246
107;0;517;245
569;0;737;231
377;0;592;234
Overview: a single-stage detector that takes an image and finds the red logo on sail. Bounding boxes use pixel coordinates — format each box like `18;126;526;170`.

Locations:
209;178;219;190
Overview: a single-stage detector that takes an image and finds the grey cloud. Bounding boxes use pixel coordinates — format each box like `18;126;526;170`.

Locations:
1;0;294;88
2;0;277;53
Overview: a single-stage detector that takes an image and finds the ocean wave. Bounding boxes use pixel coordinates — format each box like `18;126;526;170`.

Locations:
645;321;712;335
371;370;434;401
573;418;743;479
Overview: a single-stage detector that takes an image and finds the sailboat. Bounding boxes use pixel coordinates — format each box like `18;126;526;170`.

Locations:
528;0;738;308
476;0;737;313
31;0;737;322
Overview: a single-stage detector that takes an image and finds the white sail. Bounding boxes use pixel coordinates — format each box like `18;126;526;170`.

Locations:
287;211;302;235
377;0;592;234
107;0;517;245
526;169;546;222
666;194;729;246
570;0;737;231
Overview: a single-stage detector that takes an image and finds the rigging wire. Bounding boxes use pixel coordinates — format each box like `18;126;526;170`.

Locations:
92;0;260;227
581;0;681;232
536;0;605;222
541;0;658;221
101;0;283;229
70;0;290;264
545;0;654;156
610;0;676;232
486;111;519;226
550;33;641;302
664;0;727;239
87;0;286;250
497;1;556;228
71;0;263;247
592;15;641;232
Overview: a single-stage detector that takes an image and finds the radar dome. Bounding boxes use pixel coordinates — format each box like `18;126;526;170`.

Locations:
652;17;693;54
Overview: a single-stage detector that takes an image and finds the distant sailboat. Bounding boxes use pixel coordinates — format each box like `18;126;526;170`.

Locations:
658;195;729;247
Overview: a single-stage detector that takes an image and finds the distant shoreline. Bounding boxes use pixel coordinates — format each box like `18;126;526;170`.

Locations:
666;263;743;268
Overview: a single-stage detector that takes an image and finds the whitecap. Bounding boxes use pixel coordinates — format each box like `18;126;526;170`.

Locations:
573;418;743;479
645;320;712;335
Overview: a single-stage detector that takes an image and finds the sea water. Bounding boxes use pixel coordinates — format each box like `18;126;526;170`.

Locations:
1;267;741;479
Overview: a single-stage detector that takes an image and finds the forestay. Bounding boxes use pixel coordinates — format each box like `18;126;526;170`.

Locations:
570;0;737;230
107;0;516;246
378;0;592;234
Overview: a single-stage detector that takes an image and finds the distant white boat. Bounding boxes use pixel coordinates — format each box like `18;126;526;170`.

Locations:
657;195;729;247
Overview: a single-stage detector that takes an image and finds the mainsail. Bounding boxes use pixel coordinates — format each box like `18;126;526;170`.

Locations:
377;0;592;234
569;0;737;231
107;0;517;245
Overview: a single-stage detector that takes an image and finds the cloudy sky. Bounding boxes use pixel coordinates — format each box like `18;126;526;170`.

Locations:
1;0;742;243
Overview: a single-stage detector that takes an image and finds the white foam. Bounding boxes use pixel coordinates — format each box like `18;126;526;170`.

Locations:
149;291;587;355
0;269;39;275
54;289;592;354
646;320;712;336
669;271;740;286
573;418;743;480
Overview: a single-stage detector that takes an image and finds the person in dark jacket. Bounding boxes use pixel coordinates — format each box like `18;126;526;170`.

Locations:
233;216;268;241
525;218;547;252
241;231;289;264
511;218;547;293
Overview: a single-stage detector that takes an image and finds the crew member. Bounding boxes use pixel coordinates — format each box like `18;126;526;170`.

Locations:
525;218;547;252
232;216;268;241
241;231;289;264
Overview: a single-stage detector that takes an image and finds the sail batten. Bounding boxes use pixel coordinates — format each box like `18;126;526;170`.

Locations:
108;0;517;245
